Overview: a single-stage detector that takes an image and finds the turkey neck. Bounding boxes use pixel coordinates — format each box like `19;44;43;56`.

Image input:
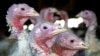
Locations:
85;21;100;54
17;31;30;48
17;31;32;56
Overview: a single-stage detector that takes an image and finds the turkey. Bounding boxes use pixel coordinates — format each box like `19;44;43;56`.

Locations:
76;10;100;56
4;3;39;56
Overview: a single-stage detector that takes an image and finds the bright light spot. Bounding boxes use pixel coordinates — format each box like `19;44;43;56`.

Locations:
78;17;84;24
28;24;34;31
23;25;28;30
67;17;83;28
54;20;65;28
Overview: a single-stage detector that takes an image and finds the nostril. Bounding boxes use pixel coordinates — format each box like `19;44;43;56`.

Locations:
82;44;86;46
85;12;88;14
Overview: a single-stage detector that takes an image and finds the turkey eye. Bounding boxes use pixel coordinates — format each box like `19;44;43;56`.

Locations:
85;12;88;14
48;9;51;11
21;8;25;11
70;40;74;43
43;26;48;29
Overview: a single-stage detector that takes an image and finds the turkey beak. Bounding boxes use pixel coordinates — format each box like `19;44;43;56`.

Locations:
52;8;60;15
76;14;80;17
55;10;60;15
50;28;67;36
77;42;88;50
27;8;39;16
76;12;82;17
27;11;39;16
32;11;39;16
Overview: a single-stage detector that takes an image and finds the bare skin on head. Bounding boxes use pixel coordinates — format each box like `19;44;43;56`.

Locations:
76;10;97;27
51;32;88;56
6;3;39;33
31;22;67;56
40;7;60;23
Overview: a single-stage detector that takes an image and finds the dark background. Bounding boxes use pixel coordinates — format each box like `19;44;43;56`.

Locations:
0;0;99;37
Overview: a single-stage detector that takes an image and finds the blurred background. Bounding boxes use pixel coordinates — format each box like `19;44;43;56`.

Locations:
0;0;99;40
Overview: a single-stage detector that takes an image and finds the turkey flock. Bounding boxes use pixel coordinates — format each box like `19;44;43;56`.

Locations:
0;3;99;56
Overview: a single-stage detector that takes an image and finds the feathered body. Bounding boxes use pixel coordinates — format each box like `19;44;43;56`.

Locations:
8;31;32;56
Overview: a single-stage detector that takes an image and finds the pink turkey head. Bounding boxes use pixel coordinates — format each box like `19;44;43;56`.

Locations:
56;32;88;50
59;10;69;21
30;7;59;25
6;3;39;32
76;10;97;27
30;17;67;56
56;10;69;28
32;22;67;40
40;7;60;23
